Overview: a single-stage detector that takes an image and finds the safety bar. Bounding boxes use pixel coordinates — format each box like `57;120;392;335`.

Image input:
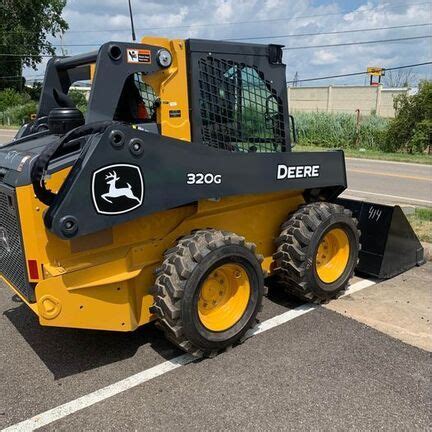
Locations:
55;51;99;70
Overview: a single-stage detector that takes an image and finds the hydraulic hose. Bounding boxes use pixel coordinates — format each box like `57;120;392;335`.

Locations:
31;121;115;206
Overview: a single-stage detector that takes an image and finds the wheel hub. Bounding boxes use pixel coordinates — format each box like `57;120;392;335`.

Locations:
315;228;350;284
198;263;251;331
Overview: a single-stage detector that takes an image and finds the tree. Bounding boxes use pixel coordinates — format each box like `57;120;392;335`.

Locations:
0;88;30;112
69;89;88;113
383;69;414;88
384;80;432;153
0;0;68;90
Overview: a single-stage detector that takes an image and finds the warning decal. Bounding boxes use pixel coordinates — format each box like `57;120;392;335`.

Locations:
127;49;151;64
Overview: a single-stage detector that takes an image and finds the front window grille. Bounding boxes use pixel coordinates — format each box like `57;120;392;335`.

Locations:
198;57;285;152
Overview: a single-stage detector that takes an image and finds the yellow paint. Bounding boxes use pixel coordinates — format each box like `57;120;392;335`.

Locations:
7;184;304;331
140;37;191;141
89;63;96;81
367;66;384;76
261;256;274;274
1;37;309;332
16;168;72;282
38;295;62;320
198;263;251;331
349;168;431;182
315;228;350;283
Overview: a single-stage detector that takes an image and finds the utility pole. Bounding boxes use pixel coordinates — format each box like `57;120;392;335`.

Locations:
128;0;136;42
19;57;23;92
293;71;299;87
59;33;67;56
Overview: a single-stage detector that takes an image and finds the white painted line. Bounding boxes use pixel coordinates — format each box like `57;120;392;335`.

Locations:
346;157;432;168
2;354;195;432
246;303;317;338
344;189;432;205
339;279;376;297
2;278;376;432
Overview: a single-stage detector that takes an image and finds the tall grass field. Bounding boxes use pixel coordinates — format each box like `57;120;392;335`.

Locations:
294;112;389;150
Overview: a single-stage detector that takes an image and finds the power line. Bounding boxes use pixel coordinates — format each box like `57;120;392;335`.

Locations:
282;35;432;50
0;74;44;79
3;23;430;48
0;74;23;79
286;61;432;84
42;2;432;33
227;23;432;41
1;34;430;58
0;1;430;35
1;62;430;84
15;62;432;84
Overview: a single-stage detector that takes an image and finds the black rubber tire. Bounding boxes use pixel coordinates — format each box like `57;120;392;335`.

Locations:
273;202;360;303
152;229;265;357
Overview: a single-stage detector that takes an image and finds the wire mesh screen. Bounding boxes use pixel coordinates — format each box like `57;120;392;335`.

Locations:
134;74;158;119
198;57;285;152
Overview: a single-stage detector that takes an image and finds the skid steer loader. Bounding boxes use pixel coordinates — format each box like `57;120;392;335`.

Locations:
0;37;424;356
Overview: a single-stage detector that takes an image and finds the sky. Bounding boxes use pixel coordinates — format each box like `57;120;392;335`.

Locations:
24;0;432;86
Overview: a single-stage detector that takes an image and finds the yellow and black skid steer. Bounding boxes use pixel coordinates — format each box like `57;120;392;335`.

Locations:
0;37;424;356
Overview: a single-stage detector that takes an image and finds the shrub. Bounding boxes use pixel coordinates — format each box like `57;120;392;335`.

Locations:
26;82;42;102
384;80;432;153
0;88;31;112
69;89;88;113
2;101;38;125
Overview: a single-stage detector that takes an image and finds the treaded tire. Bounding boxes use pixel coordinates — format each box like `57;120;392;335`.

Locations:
273;202;360;303
152;229;265;357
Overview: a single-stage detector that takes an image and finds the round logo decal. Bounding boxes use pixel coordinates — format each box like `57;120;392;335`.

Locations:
91;164;144;215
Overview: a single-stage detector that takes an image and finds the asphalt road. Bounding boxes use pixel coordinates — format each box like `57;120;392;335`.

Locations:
0;129;16;147
1;129;431;206
343;158;432;207
1;268;431;431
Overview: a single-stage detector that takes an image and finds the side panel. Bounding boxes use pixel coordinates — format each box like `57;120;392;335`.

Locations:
31;190;304;331
45;125;347;239
140;37;191;142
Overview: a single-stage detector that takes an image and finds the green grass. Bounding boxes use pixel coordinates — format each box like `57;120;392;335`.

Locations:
294;112;389;150
292;111;431;164
0;124;21;130
294;144;432;165
407;208;432;242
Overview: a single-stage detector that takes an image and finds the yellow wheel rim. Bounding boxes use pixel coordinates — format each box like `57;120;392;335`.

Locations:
198;263;251;332
315;228;350;284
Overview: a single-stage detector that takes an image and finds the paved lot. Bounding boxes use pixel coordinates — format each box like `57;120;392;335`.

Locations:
1;128;431;429
1;265;431;431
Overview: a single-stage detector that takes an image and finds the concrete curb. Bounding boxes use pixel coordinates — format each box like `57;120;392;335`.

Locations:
421;242;432;262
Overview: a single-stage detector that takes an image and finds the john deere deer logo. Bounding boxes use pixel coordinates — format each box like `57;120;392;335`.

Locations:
102;171;141;204
92;164;144;215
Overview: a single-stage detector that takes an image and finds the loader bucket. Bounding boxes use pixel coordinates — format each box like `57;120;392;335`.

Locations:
336;198;425;279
